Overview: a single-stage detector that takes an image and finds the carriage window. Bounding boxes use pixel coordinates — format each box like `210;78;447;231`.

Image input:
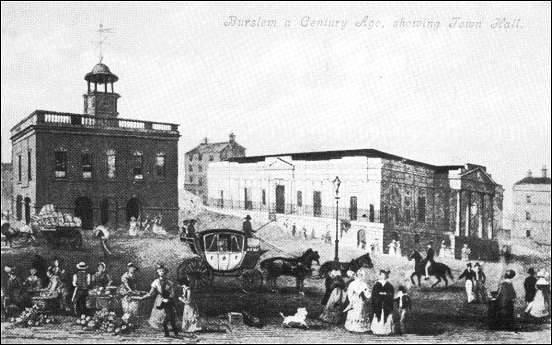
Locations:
217;233;243;252
205;234;218;251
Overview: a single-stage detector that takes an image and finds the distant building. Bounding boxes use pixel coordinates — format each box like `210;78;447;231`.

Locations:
1;163;13;214
10;62;180;231
184;133;245;204
512;167;551;245
208;149;504;260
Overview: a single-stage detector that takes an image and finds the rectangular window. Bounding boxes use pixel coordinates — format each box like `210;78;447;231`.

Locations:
18;155;22;182
209;154;214;161
132;151;143;180
54;151;67;178
106;150;116;179
417;196;426;222
155;153;166;178
262;189;266;205
349;196;358;221
313;191;322;217
244;188;252;210
27;151;32;181
526;211;531;221
369;204;375;222
297;191;303;207
81;152;92;179
526;195;531;204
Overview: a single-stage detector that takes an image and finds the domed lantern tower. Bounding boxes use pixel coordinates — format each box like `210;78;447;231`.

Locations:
83;62;120;117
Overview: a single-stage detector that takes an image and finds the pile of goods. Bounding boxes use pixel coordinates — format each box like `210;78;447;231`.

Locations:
89;286;117;297
75;309;137;335
32;204;82;228
11;305;57;327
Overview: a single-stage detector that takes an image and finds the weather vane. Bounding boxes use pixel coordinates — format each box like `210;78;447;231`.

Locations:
92;23;115;63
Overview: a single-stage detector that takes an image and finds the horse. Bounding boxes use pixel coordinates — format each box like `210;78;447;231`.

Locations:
408;249;454;288
318;253;374;278
260;248;320;294
1;221;34;248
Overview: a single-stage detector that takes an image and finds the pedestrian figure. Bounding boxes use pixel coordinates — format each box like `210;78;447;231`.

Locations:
128;217;139;237
473;263;487;303
344;267;371;333
302;227;308;240
525;269;550;320
388;240;397;256
495;270;517;330
4;266;23;315
310;228;316;240
319;270;347;324
72;261;91;317
524;268;537;311
119;262;139;316
371;269;395;335
461;243;471;262
94;224;112;256
52;258;70;312
459;263;476;303
394;285;411;335
179;279;202;333
291;223;296;238
141;264;179;337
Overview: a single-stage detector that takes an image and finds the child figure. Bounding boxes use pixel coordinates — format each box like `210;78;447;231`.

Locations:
179;282;201;333
394;285;412;334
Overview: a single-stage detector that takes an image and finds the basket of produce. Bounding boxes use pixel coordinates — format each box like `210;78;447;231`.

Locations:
11;305;58;327
75;309;137;336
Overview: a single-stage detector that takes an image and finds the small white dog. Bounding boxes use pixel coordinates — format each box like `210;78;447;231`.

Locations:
280;307;309;329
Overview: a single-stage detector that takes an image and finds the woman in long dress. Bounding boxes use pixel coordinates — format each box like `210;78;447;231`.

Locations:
140;264;174;330
128;217;139;237
179;282;202;333
119;263;139;316
459;263;476;303
319;270;347;324
371;269;395;335
495;269;517;330
525;270;550;320
152;215;167;235
344;267;371;332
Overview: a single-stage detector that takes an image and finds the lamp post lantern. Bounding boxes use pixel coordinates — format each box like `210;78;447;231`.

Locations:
333;176;341;262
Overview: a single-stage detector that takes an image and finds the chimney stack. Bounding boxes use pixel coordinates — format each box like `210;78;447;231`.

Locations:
229;132;235;144
543;165;548;178
527;169;533;178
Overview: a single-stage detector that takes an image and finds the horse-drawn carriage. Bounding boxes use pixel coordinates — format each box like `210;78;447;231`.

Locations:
178;228;267;292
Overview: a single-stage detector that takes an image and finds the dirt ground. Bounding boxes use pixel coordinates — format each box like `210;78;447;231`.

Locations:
1;210;550;343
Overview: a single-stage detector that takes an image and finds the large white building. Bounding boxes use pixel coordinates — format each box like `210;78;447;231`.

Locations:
208;149;504;260
512;167;551;245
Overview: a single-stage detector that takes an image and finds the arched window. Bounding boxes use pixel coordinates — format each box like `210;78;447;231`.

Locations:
16;195;23;220
100;198;110;224
24;197;31;224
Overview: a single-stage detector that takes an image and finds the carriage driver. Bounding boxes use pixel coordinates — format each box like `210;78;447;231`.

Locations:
242;215;255;238
424;242;435;280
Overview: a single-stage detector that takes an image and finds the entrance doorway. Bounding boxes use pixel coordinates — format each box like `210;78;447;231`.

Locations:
275;185;285;214
126;197;140;221
24;197;31;224
75;197;94;229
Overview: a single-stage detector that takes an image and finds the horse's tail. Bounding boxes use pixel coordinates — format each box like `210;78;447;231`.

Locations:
447;266;454;280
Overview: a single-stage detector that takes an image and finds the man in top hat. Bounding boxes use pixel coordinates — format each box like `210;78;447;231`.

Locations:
424;242;435;280
72;261;91;316
524;268;538;307
242;215;254;238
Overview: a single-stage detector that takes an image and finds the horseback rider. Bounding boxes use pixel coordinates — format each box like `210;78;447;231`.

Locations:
424;242;435;280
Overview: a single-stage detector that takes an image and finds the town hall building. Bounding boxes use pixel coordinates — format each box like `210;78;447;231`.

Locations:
10;62;180;231
207;149;504;260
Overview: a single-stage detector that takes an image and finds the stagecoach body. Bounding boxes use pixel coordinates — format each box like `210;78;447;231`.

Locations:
178;228;265;291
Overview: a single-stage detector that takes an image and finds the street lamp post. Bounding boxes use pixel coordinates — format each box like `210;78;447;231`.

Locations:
333;176;341;262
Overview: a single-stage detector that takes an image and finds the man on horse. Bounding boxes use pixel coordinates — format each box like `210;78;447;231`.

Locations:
424;242;435;280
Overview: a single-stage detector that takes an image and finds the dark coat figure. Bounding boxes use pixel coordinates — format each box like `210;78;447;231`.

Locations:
31;255;49;287
242;216;253;238
458;268;476;281
4;270;24;315
494;271;517;330
426;247;435;262
524;270;537;303
72;262;91;317
372;280;395;322
155;281;179;337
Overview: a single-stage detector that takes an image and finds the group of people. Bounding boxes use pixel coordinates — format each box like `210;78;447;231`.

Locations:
128;214;166;237
387;240;402;257
523;268;550;320
320;267;411;336
458;262;488;303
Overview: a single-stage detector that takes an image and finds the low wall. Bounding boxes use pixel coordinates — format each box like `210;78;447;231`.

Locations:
454;236;500;262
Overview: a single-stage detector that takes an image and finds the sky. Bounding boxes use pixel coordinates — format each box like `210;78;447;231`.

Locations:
1;2;551;223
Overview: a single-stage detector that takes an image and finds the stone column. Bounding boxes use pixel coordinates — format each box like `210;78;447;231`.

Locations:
465;191;471;237
455;190;461;236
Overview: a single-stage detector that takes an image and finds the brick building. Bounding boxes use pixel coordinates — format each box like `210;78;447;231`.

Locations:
1;163;13;214
184;134;245;204
512;167;551;245
207;149;504;260
10;62;180;231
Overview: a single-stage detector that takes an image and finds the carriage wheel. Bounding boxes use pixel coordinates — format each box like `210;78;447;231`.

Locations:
241;269;263;292
177;257;213;290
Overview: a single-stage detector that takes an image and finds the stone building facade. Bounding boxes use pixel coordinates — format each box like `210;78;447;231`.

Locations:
1;163;13;214
10;62;180;231
184;134;245;204
207;149;504;260
512;167;551;245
